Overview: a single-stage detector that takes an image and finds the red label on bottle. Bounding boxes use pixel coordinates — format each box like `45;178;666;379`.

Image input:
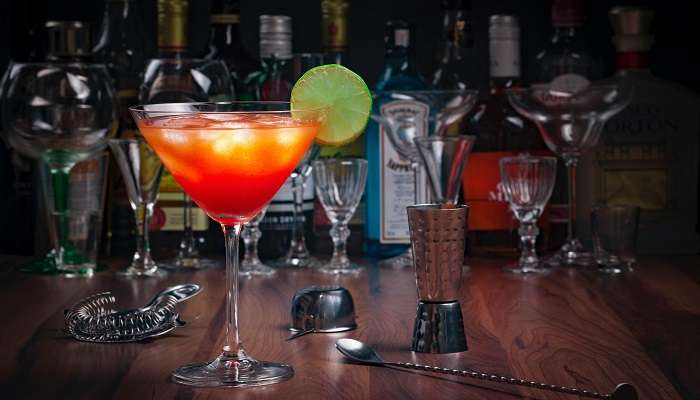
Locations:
616;52;649;70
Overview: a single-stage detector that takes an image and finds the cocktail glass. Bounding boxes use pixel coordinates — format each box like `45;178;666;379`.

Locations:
371;90;478;267
312;158;368;274
1;62;116;274
499;155;557;274
130;101;326;387
108;138;165;277
507;85;631;266
141;58;234;270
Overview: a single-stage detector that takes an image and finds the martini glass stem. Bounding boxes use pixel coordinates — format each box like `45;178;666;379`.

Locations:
288;174;308;258
222;223;244;357
132;203;155;272
566;159;578;244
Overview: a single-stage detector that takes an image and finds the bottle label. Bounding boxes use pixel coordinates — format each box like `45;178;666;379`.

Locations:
379;100;430;243
394;29;410;47
463;151;518;231
153;193;209;231
489;39;520;78
262;175;315;230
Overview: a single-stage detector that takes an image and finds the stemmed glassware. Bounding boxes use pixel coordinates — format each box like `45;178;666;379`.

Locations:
240;209;274;276
507;85;631;266
499;155;557;274
312;158;368;274
371;89;478;267
108;138;165;277
273;53;325;268
1;62;116;273
140;58;234;270
130;101;326;387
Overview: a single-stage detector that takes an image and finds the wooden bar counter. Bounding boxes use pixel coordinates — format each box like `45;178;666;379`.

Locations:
0;255;697;399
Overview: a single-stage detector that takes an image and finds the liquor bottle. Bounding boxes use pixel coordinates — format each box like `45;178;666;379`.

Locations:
463;15;546;256
431;0;477;91
320;0;348;65
250;15;315;260
363;21;430;258
204;0;257;100
578;6;700;254
93;0;146;257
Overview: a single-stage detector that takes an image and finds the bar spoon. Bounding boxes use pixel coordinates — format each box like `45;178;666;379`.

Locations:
336;338;638;400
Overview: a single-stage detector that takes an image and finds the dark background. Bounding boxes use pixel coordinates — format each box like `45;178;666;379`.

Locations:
0;0;698;255
0;0;698;91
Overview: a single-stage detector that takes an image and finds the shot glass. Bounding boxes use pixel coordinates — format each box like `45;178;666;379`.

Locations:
591;204;640;274
42;152;109;276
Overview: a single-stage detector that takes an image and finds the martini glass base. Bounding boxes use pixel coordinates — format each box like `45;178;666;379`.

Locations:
240;260;276;277
547;239;594;267
503;262;551;275
172;354;294;388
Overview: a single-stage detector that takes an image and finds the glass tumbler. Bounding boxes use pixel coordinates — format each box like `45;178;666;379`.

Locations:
591;204;640;273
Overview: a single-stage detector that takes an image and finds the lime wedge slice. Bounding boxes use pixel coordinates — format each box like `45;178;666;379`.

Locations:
291;64;371;146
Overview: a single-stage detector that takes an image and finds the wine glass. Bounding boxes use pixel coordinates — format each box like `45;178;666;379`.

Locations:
499;155;557;273
1;62;116;274
507;85;631;266
273;53;325;268
140;58;234;270
109;138;165;277
312;158;368;274
370;89;478;267
130;101;326;387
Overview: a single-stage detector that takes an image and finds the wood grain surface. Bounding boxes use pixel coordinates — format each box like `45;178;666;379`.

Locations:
0;255;697;400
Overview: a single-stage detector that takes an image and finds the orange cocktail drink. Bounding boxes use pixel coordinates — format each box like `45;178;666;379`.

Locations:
138;113;319;225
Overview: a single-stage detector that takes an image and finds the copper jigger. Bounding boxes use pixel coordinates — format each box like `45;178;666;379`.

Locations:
407;204;468;353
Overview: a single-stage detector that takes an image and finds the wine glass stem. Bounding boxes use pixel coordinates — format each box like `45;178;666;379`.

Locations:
49;166;71;250
222;223;244;357
181;194;197;256
133;203;154;270
518;222;539;266
242;224;262;264
289;174;307;255
566;160;578;243
330;222;350;264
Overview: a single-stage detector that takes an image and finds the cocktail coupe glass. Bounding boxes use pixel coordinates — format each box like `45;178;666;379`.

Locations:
108;138;165;277
507;85;631;266
130;101;326;387
141;58;234;270
0;62;116;274
240;208;275;277
371;90;478;268
312;158;368;274
499;155;557;274
273;54;325;269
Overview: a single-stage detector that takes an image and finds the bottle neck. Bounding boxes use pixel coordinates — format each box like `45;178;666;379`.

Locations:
157;0;188;58
439;9;472;63
616;51;649;70
552;25;581;41
209;17;242;47
385;47;415;71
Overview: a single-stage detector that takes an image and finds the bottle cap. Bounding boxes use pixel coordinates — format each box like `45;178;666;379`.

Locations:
210;0;240;25
321;0;349;51
609;6;654;52
158;0;188;50
385;20;412;49
45;21;91;60
552;0;585;27
489;15;519;41
260;15;292;59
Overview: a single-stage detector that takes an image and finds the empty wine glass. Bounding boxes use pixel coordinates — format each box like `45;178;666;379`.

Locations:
1;62;116;273
507;84;631;266
109;138;165;277
312;158;368;274
240;208;274;276
499;155;557;274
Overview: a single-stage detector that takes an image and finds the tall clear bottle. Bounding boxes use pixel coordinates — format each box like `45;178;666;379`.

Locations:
579;6;700;254
204;0;258;100
464;15;546;256
94;0;147;257
363;21;429;258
